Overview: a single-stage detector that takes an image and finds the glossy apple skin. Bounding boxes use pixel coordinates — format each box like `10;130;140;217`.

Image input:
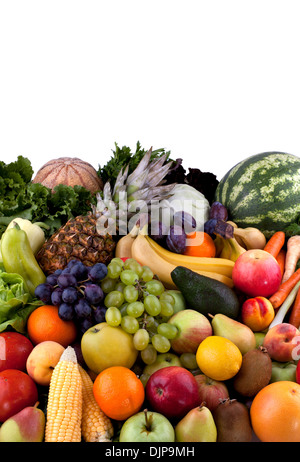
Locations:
0;332;34;373
270;361;297;383
241;296;275;331
145;366;200;420
81;322;138;374
232;249;282;297
194;374;229;412
168;309;212;354
263;323;300;362
119;410;175;442
0;369;38;422
140;353;182;386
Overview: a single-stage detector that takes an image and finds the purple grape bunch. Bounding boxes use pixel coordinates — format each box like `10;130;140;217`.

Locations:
34;259;108;334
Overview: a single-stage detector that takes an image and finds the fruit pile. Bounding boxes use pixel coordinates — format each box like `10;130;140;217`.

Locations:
1;147;300;443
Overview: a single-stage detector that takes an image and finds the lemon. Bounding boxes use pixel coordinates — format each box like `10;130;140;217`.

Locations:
196;335;242;381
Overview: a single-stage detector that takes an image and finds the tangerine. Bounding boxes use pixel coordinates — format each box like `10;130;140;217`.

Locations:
184;231;216;257
27;305;77;347
93;366;145;421
250;381;300;442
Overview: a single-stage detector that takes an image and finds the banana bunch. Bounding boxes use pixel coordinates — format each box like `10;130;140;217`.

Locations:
115;227;235;289
214;235;246;262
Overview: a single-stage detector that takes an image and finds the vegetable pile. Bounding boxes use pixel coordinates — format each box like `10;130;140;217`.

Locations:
0;156;95;239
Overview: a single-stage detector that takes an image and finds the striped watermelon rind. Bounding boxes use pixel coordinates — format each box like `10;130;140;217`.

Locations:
215;151;300;238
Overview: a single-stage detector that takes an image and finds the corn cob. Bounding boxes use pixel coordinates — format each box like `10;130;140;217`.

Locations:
79;365;113;442
45;346;82;442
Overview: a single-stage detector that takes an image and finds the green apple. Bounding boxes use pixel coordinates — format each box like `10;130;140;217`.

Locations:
119;409;175;442
140;352;182;386
81;322;138;374
254;332;266;347
165;290;186;313
270;361;297;383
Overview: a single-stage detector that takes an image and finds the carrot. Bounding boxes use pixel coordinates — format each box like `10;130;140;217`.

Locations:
264;231;285;258
282;235;300;283
276;248;286;277
269;268;300;309
289;285;300;328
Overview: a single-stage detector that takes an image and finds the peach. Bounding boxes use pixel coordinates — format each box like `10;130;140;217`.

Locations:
263;323;300;362
241;296;275;331
26;341;65;386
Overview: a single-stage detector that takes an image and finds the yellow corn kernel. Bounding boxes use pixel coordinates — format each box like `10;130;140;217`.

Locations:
79;365;113;442
45;346;82;442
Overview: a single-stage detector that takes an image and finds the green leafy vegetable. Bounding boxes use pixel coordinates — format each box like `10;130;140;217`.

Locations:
0;269;42;333
0;156;96;238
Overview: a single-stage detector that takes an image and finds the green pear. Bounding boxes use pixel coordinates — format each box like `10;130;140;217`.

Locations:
0;402;45;442
210;313;256;355
175;404;217;442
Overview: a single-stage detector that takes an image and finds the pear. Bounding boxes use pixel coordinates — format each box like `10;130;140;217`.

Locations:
0;402;45;442
210;313;256;355
175;404;217;442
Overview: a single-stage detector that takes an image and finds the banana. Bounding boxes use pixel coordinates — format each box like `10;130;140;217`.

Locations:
220;237;246;262
115;224;140;259
145;235;234;278
213;235;225;257
131;233;234;289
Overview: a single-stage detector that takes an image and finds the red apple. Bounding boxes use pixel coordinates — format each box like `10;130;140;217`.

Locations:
241;296;275;331
167;309;212;354
145;366;200;420
263;323;300;362
0;332;34;372
194;374;229;412
232;249;282;297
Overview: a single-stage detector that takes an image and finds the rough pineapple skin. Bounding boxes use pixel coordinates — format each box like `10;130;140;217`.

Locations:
36;214;116;275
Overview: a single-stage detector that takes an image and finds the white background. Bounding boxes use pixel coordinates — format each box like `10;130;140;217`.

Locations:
1;0;300;181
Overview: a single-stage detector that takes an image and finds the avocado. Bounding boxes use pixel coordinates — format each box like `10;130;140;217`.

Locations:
171;266;240;319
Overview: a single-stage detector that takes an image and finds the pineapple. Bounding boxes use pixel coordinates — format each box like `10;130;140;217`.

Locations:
36;148;176;275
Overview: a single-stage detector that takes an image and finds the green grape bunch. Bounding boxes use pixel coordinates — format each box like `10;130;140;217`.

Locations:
101;257;179;362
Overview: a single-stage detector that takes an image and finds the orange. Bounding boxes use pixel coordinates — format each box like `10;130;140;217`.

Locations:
196;335;242;381
27;305;77;347
93;366;145;421
250;381;300;442
184;231;216;257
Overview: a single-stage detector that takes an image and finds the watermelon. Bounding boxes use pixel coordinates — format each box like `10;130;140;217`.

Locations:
215;151;300;238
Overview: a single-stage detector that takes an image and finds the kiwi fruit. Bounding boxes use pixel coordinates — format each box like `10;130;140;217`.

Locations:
233;346;272;397
213;398;253;442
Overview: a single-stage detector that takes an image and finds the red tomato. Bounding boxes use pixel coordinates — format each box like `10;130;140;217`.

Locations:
0;332;34;372
296;361;300;384
0;369;38;422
